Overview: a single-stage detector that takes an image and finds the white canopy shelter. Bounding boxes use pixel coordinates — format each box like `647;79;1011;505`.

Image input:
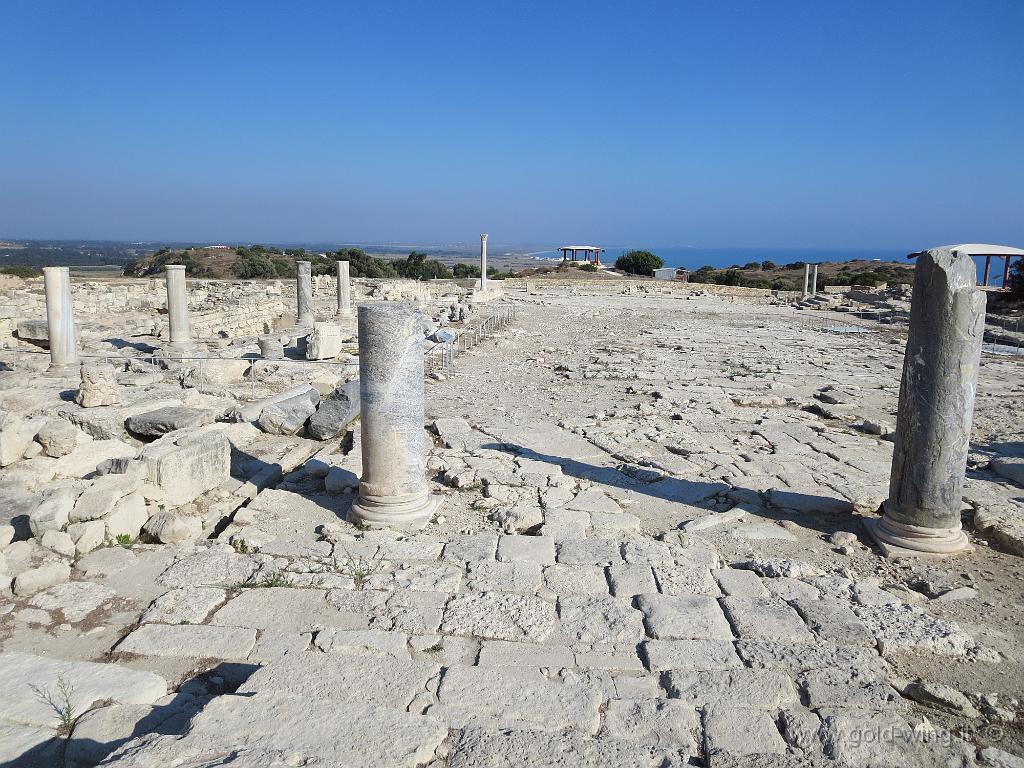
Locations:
912;243;1024;287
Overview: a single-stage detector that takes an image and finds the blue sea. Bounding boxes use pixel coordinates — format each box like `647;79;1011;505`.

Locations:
526;246;1008;286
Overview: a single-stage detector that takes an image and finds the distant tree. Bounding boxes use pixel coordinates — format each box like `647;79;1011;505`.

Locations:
394;251;452;280
760;260;777;271
783;261;807;270
743;261;761;270
1008;259;1024;299
272;258;294;278
0;265;42;279
232;254;277;279
333;248;399;279
716;269;743;286
453;262;481;279
615;250;663;276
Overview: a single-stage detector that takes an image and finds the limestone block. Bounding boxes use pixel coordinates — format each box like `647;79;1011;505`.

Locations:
448;728;675;768
76;364;121;408
603;698;698;749
70;473;138;523
640;639;742;672
137;429;231;507
558;595;646;644
40;529;75;557
66;520;106;554
28;581;115;623
12;562;72;596
33;419;78;458
15;318;50;343
306;322;345;360
307;379;360;440
143;511;203;543
721;596;815;642
257;388;320;436
104;492;148;541
0;411;42;466
125;406;214;438
29;484;79;538
703;705;787;763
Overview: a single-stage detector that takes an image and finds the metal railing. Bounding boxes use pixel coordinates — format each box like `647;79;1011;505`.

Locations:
424;304;516;377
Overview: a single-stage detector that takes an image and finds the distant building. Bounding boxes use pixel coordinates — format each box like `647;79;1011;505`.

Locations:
653;267;680;280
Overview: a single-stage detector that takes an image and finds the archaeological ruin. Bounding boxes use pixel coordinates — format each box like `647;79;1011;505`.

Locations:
0;250;1022;767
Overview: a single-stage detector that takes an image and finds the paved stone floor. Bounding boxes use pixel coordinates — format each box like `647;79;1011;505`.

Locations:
1;287;1023;766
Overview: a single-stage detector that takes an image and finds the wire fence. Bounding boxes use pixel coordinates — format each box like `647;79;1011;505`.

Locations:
424;304;517;377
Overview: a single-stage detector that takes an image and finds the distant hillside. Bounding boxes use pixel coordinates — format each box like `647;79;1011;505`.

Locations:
686;258;913;291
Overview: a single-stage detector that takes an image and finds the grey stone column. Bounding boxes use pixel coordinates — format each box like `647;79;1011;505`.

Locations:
802;264;810;297
479;234;488;292
351;302;438;529
336;260;352;317
867;248;985;555
811;264;818;296
165;265;192;350
296;261;313;328
43;266;79;372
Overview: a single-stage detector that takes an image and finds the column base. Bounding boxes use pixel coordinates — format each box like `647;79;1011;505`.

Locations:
349;489;439;531
864;513;972;558
45;362;80;375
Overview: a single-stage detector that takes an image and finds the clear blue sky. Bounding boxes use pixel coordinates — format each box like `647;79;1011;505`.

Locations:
1;0;1021;249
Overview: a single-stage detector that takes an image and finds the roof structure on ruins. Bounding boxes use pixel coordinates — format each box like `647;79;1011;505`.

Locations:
910;243;1024;258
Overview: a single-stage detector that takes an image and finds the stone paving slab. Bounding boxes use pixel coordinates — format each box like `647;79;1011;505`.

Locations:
636;593;734;640
116;623;258;659
721;596;815;642
640;639;743;671
558;595;646;645
431;665;603;733
664;668;799;709
101;692;449;768
0;652;167;729
447;726;686;767
238;651;440;710
440;592;558;642
210;586;363;633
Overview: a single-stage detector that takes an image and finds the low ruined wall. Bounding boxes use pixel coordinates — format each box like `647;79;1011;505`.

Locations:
504;277;799;302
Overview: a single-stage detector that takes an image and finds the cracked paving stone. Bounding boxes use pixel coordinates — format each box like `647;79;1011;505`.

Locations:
721;596;815;642
664;668;799;709
556;538;623;566
440;592;557;642
116;624;257;659
465;560;543;593
557;595;646;645
636;594;733;640
543;565;609;596
640;639;742;672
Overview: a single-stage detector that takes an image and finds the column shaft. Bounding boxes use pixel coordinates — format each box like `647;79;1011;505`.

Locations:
811;265;818;296
296;261;313;327
802;264;810;297
165;265;192;349
337;260;352;316
43;267;79;371
869;248;985;555
351;303;438;529
479;234;489;292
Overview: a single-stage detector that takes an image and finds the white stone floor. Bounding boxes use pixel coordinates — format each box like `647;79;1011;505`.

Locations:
1;288;1023;767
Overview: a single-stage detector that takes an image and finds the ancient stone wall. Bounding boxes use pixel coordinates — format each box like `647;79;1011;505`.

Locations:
503;277;799;302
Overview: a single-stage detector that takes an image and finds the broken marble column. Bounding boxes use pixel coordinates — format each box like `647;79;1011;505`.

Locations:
43;266;79;371
867;248;985;555
76;363;120;408
802;264;810;298
258;335;284;360
479;233;489;292
811;264;819;296
164;265;193;351
336;260;352;317
296;260;313;328
351;303;438;529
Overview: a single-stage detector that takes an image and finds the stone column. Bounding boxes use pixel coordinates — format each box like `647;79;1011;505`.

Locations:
802;264;810;298
867;248;985;555
165;265;192;350
351;303;438;529
479;234;488;292
811;264;819;296
43;266;79;372
336;260;352;317
296;261;313;328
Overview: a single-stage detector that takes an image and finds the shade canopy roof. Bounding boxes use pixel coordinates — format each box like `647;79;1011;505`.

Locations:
559;245;604;251
911;243;1024;258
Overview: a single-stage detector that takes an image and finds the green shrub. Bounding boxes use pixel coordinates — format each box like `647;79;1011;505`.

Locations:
453;263;481;279
1009;260;1024;299
0;265;42;279
578;262;598;272
231;254;277;279
615;250;663;276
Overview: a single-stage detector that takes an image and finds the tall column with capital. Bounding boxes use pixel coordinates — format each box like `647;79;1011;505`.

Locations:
43;267;79;372
867;248;984;555
479;234;488;292
336;260;352;317
802;263;810;298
